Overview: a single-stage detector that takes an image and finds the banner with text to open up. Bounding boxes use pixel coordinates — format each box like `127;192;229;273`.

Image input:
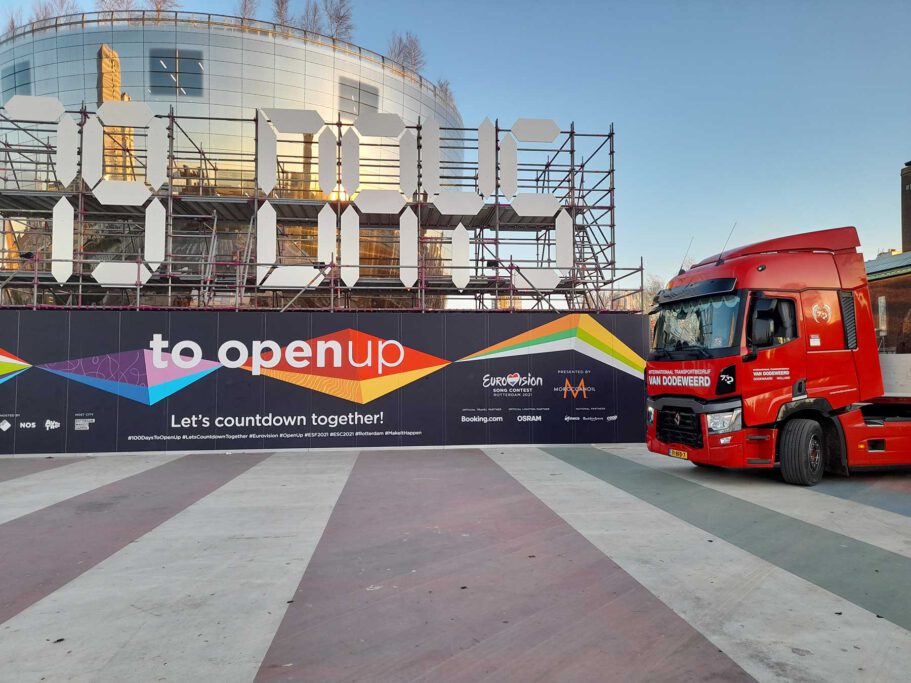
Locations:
0;310;647;454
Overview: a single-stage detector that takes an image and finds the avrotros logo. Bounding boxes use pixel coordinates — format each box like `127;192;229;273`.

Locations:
150;330;450;404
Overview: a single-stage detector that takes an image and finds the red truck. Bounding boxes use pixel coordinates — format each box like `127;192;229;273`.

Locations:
645;226;911;485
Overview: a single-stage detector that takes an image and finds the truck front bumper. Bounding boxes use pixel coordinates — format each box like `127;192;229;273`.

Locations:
646;396;777;468
646;427;778;468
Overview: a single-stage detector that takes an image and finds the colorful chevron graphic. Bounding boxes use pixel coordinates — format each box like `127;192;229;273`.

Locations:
240;329;450;404
0;348;30;385
457;313;646;379
38;350;221;405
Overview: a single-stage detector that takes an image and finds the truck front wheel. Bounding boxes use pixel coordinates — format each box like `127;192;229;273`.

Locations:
779;418;825;486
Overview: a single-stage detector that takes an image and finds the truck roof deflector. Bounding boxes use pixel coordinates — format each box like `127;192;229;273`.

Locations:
655;277;737;305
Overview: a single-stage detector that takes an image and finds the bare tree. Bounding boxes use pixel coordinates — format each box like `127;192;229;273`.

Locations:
435;78;455;107
271;0;290;25
388;31;425;73
298;0;322;33
95;0;137;10
322;0;352;41
32;0;82;20
4;7;23;35
144;0;180;18
236;0;259;21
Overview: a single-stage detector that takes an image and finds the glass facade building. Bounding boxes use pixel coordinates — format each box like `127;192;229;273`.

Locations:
0;11;462;155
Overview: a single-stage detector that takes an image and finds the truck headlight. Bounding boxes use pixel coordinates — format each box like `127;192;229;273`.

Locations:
706;408;742;434
647;405;655;425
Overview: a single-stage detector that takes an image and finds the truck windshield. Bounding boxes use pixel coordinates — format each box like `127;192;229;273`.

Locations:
652;293;742;357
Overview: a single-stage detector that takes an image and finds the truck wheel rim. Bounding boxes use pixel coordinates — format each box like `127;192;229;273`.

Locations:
808;434;821;471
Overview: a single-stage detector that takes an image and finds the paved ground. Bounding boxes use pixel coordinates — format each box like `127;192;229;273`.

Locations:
0;446;909;682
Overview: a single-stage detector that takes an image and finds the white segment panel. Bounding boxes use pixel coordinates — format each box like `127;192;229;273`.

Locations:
433;191;484;217
262;265;322;289
499;134;517;200
341;128;359;194
511;118;560;143
399;209;418;289
256;110;277;195
354;189;406;215
97;101;154;128
556;209;573;270
318;127;337;196
421;118;440;195
262;108;324;134
146;117;168;190
51;197;74;283
451;223;470;291
3;95;64;122
511;192;561;217
92;180;151;207
144;199;166;270
256;201;277;284
81;115;103;188
516;267;561;291
478;118;496;197
317;203;336;265
340;206;359;287
354;112;405;138
399;129;418;197
93;261;154;287
55;115;79;187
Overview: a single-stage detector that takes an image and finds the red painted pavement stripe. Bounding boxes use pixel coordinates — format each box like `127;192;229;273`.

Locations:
0;457;85;484
0;452;269;625
257;449;750;682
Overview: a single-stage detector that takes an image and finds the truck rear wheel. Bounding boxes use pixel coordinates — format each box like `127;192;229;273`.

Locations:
779;418;825;486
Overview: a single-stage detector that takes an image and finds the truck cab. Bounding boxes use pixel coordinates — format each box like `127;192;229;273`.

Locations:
645;227;898;485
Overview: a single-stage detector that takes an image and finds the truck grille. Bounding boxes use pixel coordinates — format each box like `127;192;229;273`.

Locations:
656;408;703;448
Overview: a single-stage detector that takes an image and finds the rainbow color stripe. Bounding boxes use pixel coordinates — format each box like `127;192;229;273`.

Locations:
457;313;645;379
0;348;30;385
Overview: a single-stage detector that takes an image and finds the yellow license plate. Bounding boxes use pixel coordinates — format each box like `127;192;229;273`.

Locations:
668;448;689;460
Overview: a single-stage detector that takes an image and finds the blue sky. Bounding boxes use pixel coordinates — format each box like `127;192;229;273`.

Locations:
16;0;911;280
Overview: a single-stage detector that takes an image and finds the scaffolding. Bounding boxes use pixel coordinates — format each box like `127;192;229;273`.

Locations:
0;106;644;312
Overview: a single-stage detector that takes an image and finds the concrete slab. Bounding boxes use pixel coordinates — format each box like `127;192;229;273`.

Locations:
487;446;911;682
0;444;908;682
257;449;748;682
0;452;356;683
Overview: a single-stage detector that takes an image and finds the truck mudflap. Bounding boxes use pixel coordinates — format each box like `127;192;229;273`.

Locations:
647;426;777;468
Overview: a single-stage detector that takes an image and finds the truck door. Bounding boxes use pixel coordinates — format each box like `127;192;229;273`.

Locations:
742;293;806;424
800;289;860;406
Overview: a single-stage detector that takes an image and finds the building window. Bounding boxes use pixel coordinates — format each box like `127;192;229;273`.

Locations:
149;49;203;97
338;76;379;121
1;60;32;103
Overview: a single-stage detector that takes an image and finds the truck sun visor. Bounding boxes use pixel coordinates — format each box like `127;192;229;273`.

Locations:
654;278;737;305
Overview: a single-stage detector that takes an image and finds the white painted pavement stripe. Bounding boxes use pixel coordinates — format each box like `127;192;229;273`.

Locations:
0;454;182;526
602;444;911;560
0;451;357;683
486;446;911;683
